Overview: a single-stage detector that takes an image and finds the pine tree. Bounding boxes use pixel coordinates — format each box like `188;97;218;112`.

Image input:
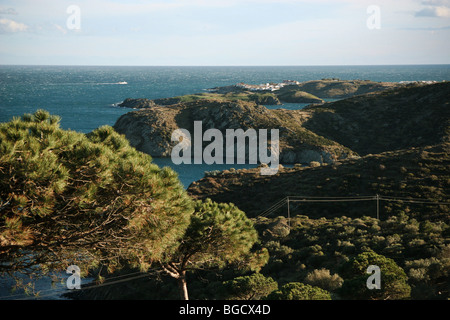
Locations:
338;251;411;300
0;110;193;279
223;273;278;300
160;198;268;300
267;282;332;300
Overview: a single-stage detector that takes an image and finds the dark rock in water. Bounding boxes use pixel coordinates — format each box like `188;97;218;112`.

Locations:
118;98;157;109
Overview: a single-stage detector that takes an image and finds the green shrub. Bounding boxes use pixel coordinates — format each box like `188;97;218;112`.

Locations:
339;251;411;300
267;282;331;300
304;268;343;291
222;273;278;300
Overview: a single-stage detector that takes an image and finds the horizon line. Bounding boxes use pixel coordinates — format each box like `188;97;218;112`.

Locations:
1;63;450;68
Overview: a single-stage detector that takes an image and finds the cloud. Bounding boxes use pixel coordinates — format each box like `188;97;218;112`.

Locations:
0;18;28;33
415;6;450;17
0;7;18;15
421;0;450;5
53;23;67;35
400;24;450;30
415;0;450;17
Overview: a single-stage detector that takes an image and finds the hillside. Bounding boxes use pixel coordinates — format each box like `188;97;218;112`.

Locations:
70;141;450;301
293;79;405;99
207;79;405;100
114;82;449;165
187;143;450;221
303;81;450;155
185;82;450;221
113;99;356;164
71;81;450;301
183;80;450;301
118;89;321;108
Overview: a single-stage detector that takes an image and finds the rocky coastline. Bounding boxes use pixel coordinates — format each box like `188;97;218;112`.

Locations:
113;80;448;167
117;79;409;109
113;99;357;165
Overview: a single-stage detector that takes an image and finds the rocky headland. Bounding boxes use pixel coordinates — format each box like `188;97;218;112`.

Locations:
289;78;405;99
113;99;356;164
114;80;448;166
118;79;407;109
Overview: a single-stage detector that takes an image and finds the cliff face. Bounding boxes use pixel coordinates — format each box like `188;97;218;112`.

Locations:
113;99;356;164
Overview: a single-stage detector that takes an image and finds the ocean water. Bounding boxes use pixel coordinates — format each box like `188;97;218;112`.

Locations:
1;64;450;188
2;65;450;131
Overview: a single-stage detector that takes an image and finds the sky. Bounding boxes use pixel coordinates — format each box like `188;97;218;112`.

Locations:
0;0;449;66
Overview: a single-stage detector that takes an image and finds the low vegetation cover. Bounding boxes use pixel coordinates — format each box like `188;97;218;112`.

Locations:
1;81;448;301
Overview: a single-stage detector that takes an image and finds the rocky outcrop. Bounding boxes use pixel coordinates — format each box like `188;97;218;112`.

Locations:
247;94;282;105
119;92;284;108
113;99;356;164
119;98;157;109
185;82;450;217
113;107;180;157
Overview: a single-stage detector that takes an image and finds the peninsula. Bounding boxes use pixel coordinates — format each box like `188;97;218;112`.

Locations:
118;79;408;109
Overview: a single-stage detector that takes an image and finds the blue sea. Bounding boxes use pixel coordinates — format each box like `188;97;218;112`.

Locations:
1;64;450;189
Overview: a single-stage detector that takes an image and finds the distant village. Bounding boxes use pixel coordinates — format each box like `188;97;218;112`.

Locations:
235;80;300;92
399;80;439;85
235;79;443;92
